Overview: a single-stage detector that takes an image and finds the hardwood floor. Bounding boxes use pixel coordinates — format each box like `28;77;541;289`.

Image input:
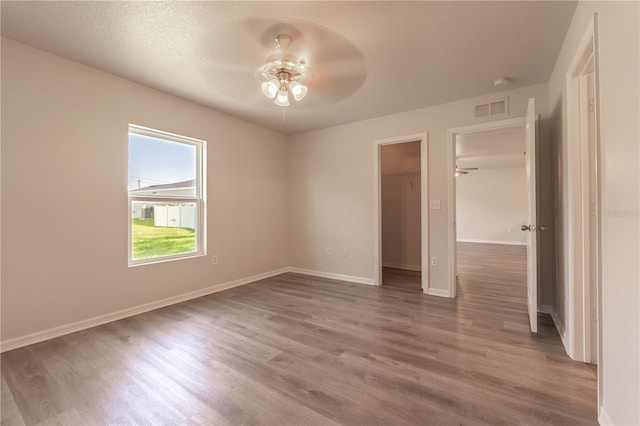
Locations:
2;244;597;425
382;267;421;292
456;242;529;326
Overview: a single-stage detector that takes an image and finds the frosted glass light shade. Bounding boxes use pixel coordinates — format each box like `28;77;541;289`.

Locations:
274;89;290;106
289;81;308;101
261;79;279;99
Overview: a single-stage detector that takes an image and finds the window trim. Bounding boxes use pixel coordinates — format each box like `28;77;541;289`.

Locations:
128;124;206;267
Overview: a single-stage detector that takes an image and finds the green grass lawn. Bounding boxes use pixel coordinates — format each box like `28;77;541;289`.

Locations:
132;218;196;259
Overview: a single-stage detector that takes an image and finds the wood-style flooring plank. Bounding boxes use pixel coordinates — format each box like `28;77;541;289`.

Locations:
1;372;26;426
1;243;597;425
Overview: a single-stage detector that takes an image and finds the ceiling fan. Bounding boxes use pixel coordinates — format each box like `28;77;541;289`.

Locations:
455;155;478;176
205;18;367;107
455;165;478;176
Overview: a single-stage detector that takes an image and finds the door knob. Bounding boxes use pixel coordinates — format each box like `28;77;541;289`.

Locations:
521;224;547;232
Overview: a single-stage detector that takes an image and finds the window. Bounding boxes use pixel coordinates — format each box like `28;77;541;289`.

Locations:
128;124;205;265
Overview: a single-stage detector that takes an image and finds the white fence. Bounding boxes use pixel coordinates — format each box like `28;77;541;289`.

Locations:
153;205;196;229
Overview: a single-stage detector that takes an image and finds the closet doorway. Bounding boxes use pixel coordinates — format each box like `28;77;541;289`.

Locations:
373;133;428;292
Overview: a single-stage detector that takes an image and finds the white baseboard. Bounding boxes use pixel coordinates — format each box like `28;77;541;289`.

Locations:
547;305;572;359
598;406;614;425
425;288;450;298
539;304;554;315
457;238;526;246
0;267;289;353
288;267;375;286
382;262;421;272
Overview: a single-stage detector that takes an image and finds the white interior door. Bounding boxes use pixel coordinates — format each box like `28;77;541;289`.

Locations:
524;98;538;333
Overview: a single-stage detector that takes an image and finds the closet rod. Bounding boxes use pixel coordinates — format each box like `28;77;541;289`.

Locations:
381;170;421;177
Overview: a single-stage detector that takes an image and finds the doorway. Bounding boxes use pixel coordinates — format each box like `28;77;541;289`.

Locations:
380;141;422;291
447;117;527;290
451;120;529;307
447;110;542;334
373;133;428;292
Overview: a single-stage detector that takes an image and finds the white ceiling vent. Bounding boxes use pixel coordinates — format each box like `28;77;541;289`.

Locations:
474;97;509;119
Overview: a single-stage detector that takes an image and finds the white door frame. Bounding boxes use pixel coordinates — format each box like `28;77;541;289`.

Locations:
565;16;601;367
373;132;429;292
446;117;525;298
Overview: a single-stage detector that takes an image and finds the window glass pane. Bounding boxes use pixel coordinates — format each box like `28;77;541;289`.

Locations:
131;201;197;260
128;133;196;197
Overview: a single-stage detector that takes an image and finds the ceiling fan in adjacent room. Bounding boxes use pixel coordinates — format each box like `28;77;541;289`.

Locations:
455;165;478;177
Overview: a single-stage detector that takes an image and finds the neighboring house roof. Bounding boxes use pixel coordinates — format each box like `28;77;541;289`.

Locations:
129;179;195;194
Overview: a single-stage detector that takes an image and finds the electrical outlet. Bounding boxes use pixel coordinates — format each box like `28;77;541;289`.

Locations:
343;249;349;258
430;256;438;267
429;200;441;210
325;246;332;256
212;254;218;265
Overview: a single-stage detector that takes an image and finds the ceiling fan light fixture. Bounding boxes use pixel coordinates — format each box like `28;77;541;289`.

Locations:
261;79;279;99
274;88;290;106
257;34;311;107
289;81;308;101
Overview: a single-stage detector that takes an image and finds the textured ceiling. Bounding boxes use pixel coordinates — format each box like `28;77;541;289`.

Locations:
1;1;577;134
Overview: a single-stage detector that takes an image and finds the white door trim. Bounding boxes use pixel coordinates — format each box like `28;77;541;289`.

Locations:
565;17;602;411
446;117;526;298
373;132;429;292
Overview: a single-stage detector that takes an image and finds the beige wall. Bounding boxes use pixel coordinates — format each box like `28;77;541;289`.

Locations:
548;1;639;424
1;39;289;342
456;166;527;245
381;141;421;270
288;83;549;292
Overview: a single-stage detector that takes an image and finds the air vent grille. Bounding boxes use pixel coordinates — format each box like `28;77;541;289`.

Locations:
474;97;508;119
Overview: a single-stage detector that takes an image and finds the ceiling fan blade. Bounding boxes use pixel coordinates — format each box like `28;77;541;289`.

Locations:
203;64;263;100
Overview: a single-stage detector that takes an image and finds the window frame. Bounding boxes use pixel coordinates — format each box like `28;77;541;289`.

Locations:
127;124;206;267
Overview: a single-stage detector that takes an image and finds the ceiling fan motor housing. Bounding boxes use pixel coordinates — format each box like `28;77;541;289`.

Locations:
257;52;311;85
